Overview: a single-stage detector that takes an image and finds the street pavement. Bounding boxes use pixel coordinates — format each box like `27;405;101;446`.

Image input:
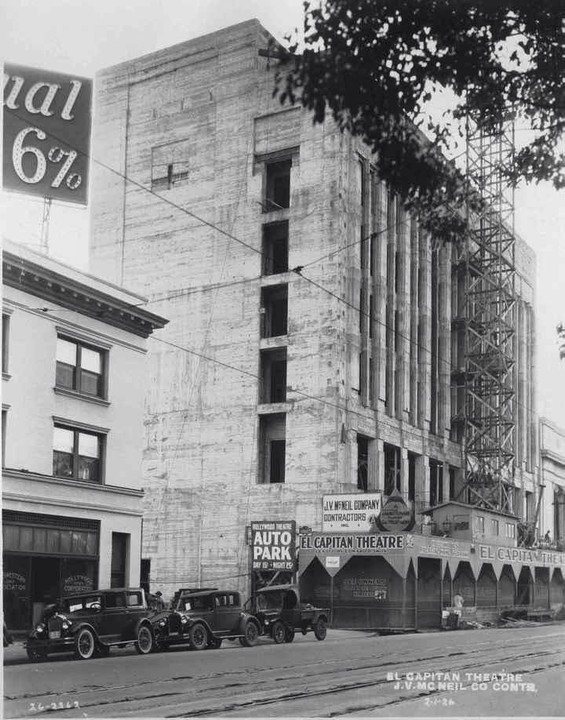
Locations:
3;624;564;717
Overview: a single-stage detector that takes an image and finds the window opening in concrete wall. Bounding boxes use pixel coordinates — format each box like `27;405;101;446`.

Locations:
151;141;190;190
261;285;288;338
357;434;370;491
260;349;287;403
53;424;104;483
449;465;457;500
2;313;10;374
2;408;7;466
360;225;367;269
429;459;443;507
384;443;401;495
525;490;534;522
258;413;286;484
262;221;289;275
111;532;129;587
151;161;190;190
408;451;417;502
430;248;440;434
555;490;565;544
264;159;291;211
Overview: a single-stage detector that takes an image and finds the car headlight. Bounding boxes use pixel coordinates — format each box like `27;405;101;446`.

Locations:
264;619;270;625
35;623;46;633
159;619;166;627
62;621;71;631
181;616;188;624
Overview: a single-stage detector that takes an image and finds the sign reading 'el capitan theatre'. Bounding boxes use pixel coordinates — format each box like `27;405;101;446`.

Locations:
251;521;296;571
3;64;92;204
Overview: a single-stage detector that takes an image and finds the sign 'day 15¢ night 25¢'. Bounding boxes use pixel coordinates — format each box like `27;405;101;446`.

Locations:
3;63;92;205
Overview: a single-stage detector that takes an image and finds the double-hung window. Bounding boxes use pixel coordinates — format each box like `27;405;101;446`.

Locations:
53;424;104;483
56;337;106;398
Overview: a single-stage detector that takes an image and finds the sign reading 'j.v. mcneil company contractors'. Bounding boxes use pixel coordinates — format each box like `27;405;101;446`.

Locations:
251;520;296;571
322;493;382;532
3;64;92;204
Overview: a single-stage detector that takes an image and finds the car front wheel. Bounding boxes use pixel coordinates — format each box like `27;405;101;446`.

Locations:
189;622;208;651
313;618;328;641
74;628;96;660
271;621;286;645
240;621;259;647
135;625;154;655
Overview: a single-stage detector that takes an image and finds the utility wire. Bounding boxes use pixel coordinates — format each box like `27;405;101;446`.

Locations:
6;111;533;411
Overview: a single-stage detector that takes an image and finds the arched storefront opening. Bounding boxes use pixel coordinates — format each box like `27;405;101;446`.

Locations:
299;557;331;609
550;568;564;608
417;557;441;628
477;564;497;609
516;566;533;608
533;567;550;609
453;561;475;607
498;565;516;609
442;565;452;608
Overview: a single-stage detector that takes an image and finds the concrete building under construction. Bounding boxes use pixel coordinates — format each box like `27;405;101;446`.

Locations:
89;20;565;628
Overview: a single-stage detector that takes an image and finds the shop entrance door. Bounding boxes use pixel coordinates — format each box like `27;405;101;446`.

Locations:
31;557;61;626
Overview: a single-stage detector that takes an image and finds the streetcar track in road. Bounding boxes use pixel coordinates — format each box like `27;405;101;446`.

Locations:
102;646;565;718
6;643;561;707
1;647;477;702
5;632;563;718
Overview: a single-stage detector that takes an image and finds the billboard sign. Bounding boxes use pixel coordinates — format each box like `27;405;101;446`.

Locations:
3;63;92;205
251;520;296;571
322;493;382;532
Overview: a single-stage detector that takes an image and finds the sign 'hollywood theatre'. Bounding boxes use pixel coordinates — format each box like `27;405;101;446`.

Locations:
3;63;92;205
251;521;296;571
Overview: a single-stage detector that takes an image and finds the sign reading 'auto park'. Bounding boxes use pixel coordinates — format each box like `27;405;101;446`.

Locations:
3;63;92;205
251;520;296;571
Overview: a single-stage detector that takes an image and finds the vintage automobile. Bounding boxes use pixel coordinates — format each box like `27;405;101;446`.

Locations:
244;584;329;643
25;588;155;661
150;588;260;650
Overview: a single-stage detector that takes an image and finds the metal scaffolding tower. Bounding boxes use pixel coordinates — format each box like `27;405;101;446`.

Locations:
454;117;517;512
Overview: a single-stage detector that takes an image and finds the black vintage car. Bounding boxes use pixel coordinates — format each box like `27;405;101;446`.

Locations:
150;589;260;651
25;588;155;661
245;584;329;643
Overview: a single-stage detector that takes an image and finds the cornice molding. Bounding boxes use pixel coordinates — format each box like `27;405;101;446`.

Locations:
3;492;143;518
2;467;144;498
3;251;167;338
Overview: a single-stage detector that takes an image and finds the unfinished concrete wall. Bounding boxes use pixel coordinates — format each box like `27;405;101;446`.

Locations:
90;19;539;598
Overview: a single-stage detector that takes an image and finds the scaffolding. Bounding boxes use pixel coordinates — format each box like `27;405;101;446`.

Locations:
453;117;517;512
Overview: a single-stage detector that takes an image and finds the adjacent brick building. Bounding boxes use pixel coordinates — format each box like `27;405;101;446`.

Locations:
89;20;554;622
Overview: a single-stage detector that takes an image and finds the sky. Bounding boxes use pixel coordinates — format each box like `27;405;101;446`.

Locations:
2;0;565;430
